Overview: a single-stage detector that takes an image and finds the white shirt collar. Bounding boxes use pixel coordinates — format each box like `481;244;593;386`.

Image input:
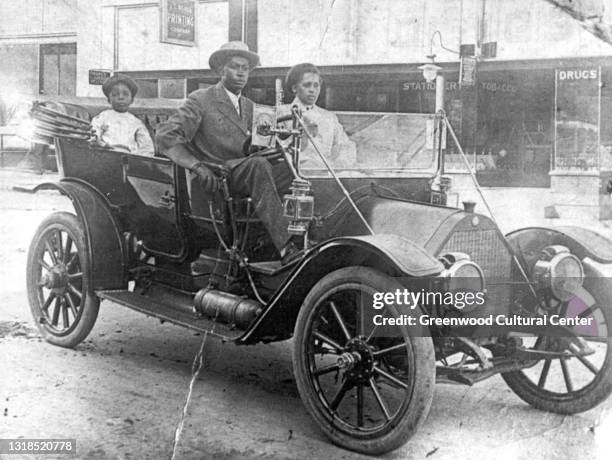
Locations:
224;86;241;113
291;97;314;112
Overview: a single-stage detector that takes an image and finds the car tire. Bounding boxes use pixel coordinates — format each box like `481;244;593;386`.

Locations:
26;212;100;348
502;288;612;414
292;266;435;455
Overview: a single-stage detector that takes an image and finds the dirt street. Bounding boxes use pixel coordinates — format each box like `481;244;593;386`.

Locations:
1;173;611;460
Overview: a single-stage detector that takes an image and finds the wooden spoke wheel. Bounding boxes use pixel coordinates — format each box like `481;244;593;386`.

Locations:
502;286;612;414
293;267;435;455
26;212;99;348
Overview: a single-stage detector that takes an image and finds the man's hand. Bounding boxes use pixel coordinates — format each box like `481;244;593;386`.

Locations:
192;163;220;193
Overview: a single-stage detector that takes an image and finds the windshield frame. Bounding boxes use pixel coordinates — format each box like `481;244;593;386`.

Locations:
298;110;441;179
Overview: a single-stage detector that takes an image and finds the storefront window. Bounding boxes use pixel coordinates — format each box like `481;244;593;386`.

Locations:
474;70;553;187
39;43;76;96
597;68;612;170
554;67;600;171
248;87;275;105
134;79;158;99
398;69;554;187
159;78;185;99
0;44;38;98
326;82;398;112
398;74;463;161
399;76;461;114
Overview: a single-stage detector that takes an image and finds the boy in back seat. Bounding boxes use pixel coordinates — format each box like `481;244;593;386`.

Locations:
91;75;155;156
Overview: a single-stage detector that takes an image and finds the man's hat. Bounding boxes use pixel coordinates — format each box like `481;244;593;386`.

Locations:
209;41;260;72
102;74;139;99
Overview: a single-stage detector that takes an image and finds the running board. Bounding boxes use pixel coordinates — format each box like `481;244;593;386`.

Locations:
96;288;244;341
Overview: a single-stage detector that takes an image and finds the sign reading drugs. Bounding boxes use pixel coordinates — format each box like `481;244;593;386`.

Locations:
557;68;599;83
160;0;195;46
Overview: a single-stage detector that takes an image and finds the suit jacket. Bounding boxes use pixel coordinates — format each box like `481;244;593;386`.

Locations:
156;81;254;164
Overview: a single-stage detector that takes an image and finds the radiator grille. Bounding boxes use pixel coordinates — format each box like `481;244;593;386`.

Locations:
441;229;512;280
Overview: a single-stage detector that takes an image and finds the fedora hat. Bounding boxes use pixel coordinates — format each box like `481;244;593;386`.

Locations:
209;41;260;72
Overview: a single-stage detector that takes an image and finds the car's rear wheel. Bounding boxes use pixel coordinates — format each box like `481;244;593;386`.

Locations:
26;212;99;348
292;267;435;455
502;286;612;414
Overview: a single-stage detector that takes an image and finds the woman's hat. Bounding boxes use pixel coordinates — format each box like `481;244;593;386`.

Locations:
102;74;139;99
209;41;260;72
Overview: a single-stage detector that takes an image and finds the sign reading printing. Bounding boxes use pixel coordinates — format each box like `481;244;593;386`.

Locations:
160;0;195;46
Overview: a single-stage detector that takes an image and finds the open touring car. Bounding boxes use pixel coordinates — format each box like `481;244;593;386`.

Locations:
24;99;612;454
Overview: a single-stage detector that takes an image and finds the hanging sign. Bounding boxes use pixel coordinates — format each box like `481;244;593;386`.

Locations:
88;69;112;85
460;57;477;87
160;0;196;46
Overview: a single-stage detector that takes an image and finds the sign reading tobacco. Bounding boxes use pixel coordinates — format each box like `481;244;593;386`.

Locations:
160;0;195;46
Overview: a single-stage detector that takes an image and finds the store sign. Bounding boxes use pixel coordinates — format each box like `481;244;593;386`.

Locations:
160;0;195;46
401;79;516;93
88;69;112;85
554;66;600;171
401;81;461;92
479;81;517;93
460;57;477;87
557;68;599;82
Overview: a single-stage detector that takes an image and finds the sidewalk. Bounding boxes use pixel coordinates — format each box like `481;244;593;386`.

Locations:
453;185;612;239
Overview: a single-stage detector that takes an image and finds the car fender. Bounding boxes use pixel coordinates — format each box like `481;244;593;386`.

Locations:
506;226;612;309
506;226;612;264
239;234;443;344
33;178;127;290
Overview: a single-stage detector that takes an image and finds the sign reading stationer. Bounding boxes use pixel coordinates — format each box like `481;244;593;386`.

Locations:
160;0;195;46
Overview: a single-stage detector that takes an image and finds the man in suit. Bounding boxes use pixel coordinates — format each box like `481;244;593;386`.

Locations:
156;42;297;262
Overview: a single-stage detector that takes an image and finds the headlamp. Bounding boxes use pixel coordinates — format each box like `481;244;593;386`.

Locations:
533;245;584;301
439;252;486;311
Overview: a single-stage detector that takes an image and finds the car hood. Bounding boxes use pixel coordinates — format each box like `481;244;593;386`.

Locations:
319;195;463;249
318;195;512;270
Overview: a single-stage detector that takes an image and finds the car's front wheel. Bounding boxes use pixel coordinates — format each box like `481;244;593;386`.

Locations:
502;286;612;414
292;266;435;455
26;212;99;348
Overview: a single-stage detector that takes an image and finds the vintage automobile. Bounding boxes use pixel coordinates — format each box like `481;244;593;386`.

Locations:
24;100;612;455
